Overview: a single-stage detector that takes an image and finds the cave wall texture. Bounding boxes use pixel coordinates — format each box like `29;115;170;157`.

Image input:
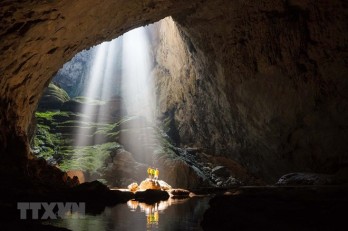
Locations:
1;0;347;182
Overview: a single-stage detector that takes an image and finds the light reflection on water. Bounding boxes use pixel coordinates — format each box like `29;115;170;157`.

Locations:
44;197;210;231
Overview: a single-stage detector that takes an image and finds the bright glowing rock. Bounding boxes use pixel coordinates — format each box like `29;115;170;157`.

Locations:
128;182;139;192
137;179;172;191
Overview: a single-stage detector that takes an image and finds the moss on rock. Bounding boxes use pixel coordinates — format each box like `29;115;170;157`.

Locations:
37;83;70;111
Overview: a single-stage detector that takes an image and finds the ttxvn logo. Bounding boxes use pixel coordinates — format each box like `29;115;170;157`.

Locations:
17;202;85;219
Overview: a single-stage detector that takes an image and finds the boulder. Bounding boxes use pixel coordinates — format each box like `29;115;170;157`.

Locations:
276;172;336;185
67;170;86;183
138;179;162;190
168;188;190;197
212;166;230;178
37;83;70;111
128;182;139;192
157;180;172;190
102;149;148;187
71;181;134;206
28;157;78;188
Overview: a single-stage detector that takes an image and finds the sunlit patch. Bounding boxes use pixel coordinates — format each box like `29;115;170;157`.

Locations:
73;25;158;172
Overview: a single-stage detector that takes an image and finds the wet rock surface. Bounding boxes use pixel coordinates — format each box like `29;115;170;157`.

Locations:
168;188;191;198
162;147;262;189
276;172;338;185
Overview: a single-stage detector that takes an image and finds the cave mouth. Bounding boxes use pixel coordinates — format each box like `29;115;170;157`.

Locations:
30;14;262;193
1;1;348;230
33;18;166;187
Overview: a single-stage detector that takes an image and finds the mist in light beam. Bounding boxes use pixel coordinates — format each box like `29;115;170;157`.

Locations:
73;26;158;166
121;27;155;122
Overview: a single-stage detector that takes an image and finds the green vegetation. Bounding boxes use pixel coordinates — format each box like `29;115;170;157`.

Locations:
36;111;70;123
37;83;70;111
58;142;121;172
33;82;179;184
33;96;177;180
33;109;123;175
33;123;63;159
46;83;70;102
33;109;129;175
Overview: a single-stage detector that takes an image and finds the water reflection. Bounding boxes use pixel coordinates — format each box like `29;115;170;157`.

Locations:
127;198;189;229
43;197;210;231
128;200;160;228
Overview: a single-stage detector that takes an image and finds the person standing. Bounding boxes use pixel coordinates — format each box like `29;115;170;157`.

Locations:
154;168;159;181
147;167;152;179
151;167;156;180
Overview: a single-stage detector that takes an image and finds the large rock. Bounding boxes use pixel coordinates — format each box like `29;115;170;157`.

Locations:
127;182;139;192
276;172;337;185
155;155;208;189
37;83;70;111
53;49;94;98
67;170;86;183
138;178;172;191
212;166;230;178
71;180;134;206
138;179;161;190
60;97;103;113
102;149;148;187
28;157;79;188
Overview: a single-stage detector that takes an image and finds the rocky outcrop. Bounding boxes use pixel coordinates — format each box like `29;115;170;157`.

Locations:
103;149;148;187
37;83;70;111
28;157;80;188
53;49;94;98
276;172;337;185
138;179;172;191
154;2;348;182
0;0;347;184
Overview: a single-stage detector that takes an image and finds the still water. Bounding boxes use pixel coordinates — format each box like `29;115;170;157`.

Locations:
44;197;210;231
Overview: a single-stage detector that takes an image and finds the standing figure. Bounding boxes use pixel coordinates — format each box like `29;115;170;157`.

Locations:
147;167;152;179
151;167;156;180
154;168;159;181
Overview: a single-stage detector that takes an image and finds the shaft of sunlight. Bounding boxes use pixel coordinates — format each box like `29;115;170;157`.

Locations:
74;42;110;147
120;27;157;164
121;27;154;122
73;26;157;165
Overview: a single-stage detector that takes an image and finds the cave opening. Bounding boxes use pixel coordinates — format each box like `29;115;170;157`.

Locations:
33;18;168;186
31;17;216;230
1;1;348;230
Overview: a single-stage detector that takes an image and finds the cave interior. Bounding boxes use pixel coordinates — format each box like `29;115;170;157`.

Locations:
0;0;347;230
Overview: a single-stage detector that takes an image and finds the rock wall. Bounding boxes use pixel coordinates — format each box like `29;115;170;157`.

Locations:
0;0;347;183
153;1;348;181
176;0;348;181
152;18;235;153
52;48;94;98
